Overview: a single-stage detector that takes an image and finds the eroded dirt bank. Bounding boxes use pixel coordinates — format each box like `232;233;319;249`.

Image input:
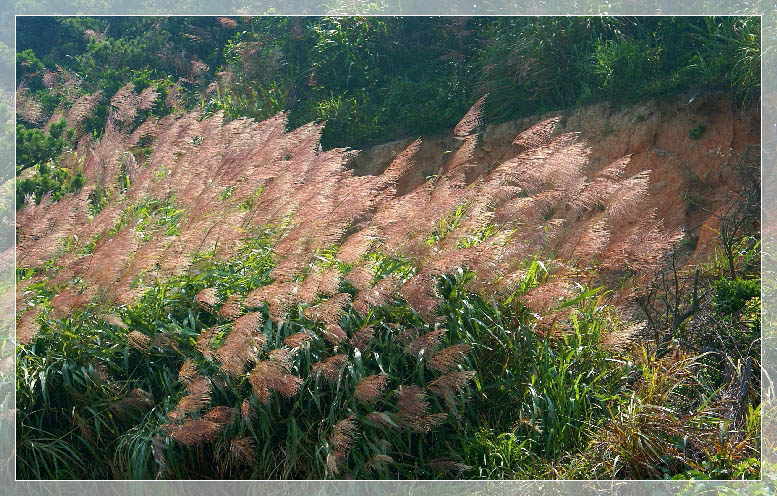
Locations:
350;92;760;272
14;89;759;344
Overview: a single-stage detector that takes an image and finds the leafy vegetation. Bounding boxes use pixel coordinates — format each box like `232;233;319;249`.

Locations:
17;16;759;151
16;119;73;175
16;161;84;208
475;17;760;122
714;277;760;316
16;118;82;208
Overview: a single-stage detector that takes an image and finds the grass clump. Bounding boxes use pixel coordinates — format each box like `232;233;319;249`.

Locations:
15;229;762;480
17;227;631;480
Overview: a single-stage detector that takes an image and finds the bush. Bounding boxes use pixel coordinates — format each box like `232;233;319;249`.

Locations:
591;37;662;101
16;119;73;175
17;17;760;151
16;162;85;209
713;277;760;316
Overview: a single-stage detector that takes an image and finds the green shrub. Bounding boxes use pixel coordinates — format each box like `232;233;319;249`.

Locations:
17;16;760;152
689;122;707;140
475;17;760;125
16;162;85;209
16;119;73;175
591;37;661;100
713;277;760;316
461;429;540;479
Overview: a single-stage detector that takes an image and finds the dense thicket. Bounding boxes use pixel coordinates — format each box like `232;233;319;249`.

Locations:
17;16;760;149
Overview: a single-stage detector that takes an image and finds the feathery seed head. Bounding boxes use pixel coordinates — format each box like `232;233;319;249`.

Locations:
323;323;347;345
427;344;472;372
364;412;397;430
169;419;223;445
404;328;447;359
204;406;237;425
230;436;256;465
284;331;312;349
217;294;243;321
241;398;256;423
311;354;348;384
354;374;389;404
330;417;359;451
195;287;219;312
349;325;375;350
128;330;151;352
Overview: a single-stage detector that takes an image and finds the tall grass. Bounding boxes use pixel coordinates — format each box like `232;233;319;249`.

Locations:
18;226;761;479
16;226;629;479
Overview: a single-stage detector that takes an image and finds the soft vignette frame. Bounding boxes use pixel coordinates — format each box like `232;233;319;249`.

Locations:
1;1;773;495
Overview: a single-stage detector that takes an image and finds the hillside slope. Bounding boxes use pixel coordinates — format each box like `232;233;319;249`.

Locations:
15;90;759;340
13;89;761;480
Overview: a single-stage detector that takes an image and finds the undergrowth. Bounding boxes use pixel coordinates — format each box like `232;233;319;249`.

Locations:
16;226;761;480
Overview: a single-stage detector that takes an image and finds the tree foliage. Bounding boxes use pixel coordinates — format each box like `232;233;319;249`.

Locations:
17;16;760;151
16;119;72;175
